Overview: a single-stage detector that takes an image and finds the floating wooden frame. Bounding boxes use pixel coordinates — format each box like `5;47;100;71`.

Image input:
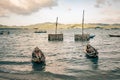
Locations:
48;34;63;41
74;10;90;41
74;34;90;41
48;17;63;41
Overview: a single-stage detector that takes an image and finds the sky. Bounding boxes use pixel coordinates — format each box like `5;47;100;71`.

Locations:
0;0;120;26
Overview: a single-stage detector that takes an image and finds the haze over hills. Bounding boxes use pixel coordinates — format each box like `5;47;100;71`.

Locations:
0;23;120;30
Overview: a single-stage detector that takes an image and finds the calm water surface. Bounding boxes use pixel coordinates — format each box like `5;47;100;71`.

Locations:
0;28;120;79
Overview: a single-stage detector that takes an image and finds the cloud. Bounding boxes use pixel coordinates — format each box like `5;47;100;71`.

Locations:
95;0;120;23
99;0;120;17
95;0;106;8
100;8;120;23
0;0;57;17
95;0;120;8
99;16;120;24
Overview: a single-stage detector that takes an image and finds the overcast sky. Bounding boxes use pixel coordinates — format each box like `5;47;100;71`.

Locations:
0;0;120;26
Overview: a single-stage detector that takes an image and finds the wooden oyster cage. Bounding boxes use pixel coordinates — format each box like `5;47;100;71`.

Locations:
48;17;63;41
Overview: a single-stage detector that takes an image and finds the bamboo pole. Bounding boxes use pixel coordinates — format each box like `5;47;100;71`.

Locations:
48;17;63;41
55;17;58;34
82;10;84;35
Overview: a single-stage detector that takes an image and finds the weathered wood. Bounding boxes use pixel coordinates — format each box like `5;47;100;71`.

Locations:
55;17;58;34
74;34;90;41
82;10;84;35
48;34;63;41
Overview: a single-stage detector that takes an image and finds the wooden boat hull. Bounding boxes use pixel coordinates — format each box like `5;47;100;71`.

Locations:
32;58;45;63
34;31;47;33
89;35;95;38
85;44;98;58
109;34;120;37
85;51;98;58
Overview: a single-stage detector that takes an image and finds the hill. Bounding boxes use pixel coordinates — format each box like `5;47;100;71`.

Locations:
0;23;120;30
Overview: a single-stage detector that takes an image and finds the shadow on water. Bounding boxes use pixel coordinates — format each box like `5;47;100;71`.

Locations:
86;56;99;70
32;62;46;71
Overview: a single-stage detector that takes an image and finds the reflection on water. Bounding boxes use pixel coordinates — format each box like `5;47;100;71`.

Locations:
86;57;99;70
32;62;46;71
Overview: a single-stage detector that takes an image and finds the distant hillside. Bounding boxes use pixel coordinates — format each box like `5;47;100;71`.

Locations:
0;23;120;30
0;24;10;28
95;23;120;29
0;24;21;28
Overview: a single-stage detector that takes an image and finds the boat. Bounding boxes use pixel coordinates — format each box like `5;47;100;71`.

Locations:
0;31;10;35
85;44;98;58
89;34;95;38
32;47;45;63
109;34;120;37
32;57;44;63
34;30;47;33
32;54;45;63
85;52;98;58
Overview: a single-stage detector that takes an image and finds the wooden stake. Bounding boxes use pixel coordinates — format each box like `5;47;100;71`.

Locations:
55;17;58;34
82;10;84;35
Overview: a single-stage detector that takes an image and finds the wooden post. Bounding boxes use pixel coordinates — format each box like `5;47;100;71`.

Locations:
55;17;58;34
82;10;84;35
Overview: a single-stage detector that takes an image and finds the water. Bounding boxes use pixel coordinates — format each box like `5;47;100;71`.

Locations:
0;28;120;79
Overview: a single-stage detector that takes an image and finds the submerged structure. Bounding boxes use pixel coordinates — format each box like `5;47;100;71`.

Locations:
48;17;63;41
74;10;90;41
